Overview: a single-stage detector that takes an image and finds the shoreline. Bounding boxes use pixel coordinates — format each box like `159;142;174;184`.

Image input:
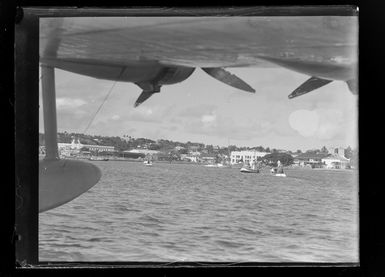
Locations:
39;155;356;171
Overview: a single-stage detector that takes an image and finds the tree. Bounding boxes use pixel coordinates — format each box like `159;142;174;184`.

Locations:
148;143;161;150
296;149;302;154
263;152;294;166
228;145;237;153
255;146;265;152
345;146;353;159
206;144;214;154
349;148;358;168
178;148;188;154
320;146;328;153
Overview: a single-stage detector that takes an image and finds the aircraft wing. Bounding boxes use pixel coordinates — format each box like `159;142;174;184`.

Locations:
40;16;358;105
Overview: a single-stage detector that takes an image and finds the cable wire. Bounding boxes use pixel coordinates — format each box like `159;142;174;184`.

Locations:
83;67;125;134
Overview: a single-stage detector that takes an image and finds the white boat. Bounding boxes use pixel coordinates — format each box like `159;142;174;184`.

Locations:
275;173;287;177
272;160;286;176
89;157;109;161
240;167;259;173
205;163;226;168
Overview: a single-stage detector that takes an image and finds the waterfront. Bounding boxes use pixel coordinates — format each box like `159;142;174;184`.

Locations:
39;161;358;262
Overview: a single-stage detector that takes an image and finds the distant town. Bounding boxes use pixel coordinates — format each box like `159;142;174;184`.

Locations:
39;132;358;169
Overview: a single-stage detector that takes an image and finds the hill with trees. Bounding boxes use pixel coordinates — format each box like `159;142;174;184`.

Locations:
38;131;357;161
262;153;294;166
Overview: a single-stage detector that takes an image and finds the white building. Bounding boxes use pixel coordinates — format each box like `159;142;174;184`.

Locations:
128;149;160;155
322;154;350;169
230;151;269;165
58;138;115;156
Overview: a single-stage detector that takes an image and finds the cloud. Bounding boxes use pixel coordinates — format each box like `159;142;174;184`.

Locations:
183;113;275;141
289;110;320;137
126;107;161;123
289;108;347;141
56;98;87;110
111;114;120;120
177;105;217;118
201;113;217;127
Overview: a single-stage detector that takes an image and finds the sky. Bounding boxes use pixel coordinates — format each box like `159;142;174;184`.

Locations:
39;65;357;152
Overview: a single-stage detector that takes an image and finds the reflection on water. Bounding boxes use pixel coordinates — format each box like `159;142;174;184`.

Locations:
39;161;358;262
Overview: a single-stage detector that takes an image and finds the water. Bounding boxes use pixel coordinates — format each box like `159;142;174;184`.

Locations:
39;161;358;262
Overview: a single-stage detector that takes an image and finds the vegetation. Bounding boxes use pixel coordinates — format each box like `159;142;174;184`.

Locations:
38;132;357;161
262;153;294;166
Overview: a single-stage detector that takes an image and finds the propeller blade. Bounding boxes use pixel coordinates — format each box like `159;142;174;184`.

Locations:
288;76;333;99
201;68;255;93
346;79;358;95
134;90;155;107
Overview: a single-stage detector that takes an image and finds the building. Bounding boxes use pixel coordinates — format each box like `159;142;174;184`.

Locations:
328;146;346;158
230;151;269;165
181;154;200;163
128;149;160;155
294;153;330;168
58;138;115;156
200;154;217;164
121;150;146;159
125;148;161;160
321;154;350;169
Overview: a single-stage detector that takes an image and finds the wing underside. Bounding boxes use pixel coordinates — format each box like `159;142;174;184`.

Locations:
40;16;358;104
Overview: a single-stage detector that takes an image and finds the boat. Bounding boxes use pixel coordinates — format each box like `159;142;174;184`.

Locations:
89;157;109;161
143;160;152;166
275;173;287;177
205;163;226;168
272;160;286;177
240;166;259;173
240;159;260;173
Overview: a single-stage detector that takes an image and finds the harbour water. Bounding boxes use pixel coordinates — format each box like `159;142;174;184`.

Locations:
39;161;358;262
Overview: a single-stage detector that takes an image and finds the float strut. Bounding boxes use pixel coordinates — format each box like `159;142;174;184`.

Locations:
41;64;59;160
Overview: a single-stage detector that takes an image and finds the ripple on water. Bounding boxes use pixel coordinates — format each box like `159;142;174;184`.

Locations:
39;163;358;262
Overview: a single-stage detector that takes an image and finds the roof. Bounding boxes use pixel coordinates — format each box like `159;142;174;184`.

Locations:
200;154;217;158
124;149;160;154
295;153;330;160
322;154;350;162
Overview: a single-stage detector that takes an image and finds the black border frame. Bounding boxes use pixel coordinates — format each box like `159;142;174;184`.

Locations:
4;3;384;277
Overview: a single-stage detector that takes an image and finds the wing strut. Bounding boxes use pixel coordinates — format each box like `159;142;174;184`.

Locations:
41;64;59;160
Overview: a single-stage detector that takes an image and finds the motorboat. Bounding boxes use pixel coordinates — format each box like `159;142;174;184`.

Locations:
271;161;286;177
143;160;153;166
240;166;259;173
89;157;109;161
275;173;287;177
205;163;226;168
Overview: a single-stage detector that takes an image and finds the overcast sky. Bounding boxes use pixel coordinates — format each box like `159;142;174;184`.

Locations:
39;65;357;152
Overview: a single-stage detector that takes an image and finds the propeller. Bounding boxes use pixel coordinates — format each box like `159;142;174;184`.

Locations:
133;67;255;108
134;90;158;107
201;68;255;93
346;79;358;95
288;76;333;99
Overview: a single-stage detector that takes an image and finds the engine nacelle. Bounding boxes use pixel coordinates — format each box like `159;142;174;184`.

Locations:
40;57;195;87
